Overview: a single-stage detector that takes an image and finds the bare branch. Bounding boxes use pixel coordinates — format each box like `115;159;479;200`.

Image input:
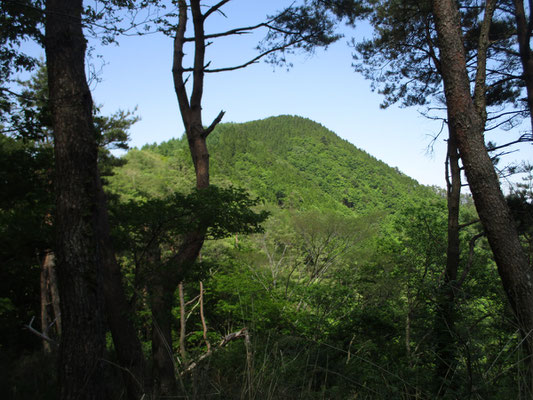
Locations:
203;0;231;21
172;1;191;117
181;327;249;376
204;38;306;73
486;73;522;88
202;110;225;138
485;115;526;132
199;281;211;353
486;109;527;122
490;149;520;163
185;21;268;41
25;316;59;347
487;134;533;152
190;0;206;111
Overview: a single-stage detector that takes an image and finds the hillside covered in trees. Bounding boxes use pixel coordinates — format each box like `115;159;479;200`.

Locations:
2;114;520;399
126;115;432;213
3;1;533;400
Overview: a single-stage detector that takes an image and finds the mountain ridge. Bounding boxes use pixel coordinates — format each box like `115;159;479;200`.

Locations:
115;115;435;214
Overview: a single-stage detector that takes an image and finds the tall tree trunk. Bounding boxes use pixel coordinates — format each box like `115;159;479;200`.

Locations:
432;0;533;394
147;1;224;396
179;282;188;364
147;244;179;399
45;1;106;398
513;0;533;131
151;280;178;399
97;184;149;400
434;134;461;397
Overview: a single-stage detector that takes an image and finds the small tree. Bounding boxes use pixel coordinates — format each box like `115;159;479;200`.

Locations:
146;1;344;396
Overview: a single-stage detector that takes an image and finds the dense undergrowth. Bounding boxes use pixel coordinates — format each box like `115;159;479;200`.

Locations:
2;116;531;399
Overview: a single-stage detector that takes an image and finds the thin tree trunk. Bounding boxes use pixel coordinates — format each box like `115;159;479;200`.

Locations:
199;281;211;353
40;250;60;352
46;252;61;336
45;0;106;398
143;241;176;399
151;280;178;399
243;329;253;400
434;134;461;397
432;0;533;394
147;1;225;396
513;0;533;131
179;282;188;364
40;253;52;353
97;183;149;400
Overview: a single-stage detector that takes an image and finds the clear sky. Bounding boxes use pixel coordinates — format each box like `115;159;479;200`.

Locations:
82;0;531;189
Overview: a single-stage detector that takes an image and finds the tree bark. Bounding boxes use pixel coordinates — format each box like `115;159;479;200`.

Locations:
45;0;106;398
432;0;533;393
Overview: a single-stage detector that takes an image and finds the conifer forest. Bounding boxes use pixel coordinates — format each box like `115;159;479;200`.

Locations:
3;1;533;399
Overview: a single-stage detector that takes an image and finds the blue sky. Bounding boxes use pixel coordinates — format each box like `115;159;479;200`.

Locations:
83;0;531;189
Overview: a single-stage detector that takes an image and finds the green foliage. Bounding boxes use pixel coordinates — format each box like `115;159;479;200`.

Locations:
112;185;268;248
0;133;52;355
1;351;57;400
0;0;43;94
0;65;140;398
507;164;533;269
0;298;15;315
353;0;440;108
2;104;523;398
102;115;524;398
189;115;432;214
107;147;195;202
259;3;342;66
351;0;524;121
3;63;136;175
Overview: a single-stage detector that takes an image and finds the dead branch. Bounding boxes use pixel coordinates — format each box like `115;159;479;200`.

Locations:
487;133;533;152
199;281;211;352
202;38;307;73
202;110;225;138
181;327;249;375
25;316;59;348
193;6;294;41
186;21;268;41
202;0;231;20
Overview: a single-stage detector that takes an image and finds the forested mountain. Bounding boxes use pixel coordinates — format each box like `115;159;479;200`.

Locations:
90;115;513;399
0;110;523;400
119;115;434;214
4;0;533;399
